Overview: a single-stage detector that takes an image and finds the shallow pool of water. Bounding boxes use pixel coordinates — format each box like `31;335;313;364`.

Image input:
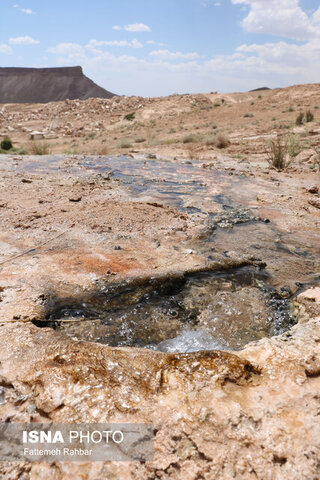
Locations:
33;266;296;352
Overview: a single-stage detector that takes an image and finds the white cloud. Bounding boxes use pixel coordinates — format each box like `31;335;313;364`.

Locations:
47;43;86;63
47;35;320;96
111;23;151;32
48;43;84;55
202;0;222;6
232;0;320;41
131;39;143;48
45;2;320;97
13;4;35;14
150;49;200;60
0;44;13;55
9;35;39;45
147;40;167;46
124;23;151;32
86;38;143;49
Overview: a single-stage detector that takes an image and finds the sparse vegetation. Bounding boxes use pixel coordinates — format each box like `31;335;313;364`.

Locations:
287;133;301;158
64;146;79;155
124;112;135;121
184;143;198;160
244;113;254;118
85;132;96;140
1;138;13;150
205;132;230;149
95;145;109;155
134;137;146;143
267;135;291;170
183;134;198;144
118;138;132;149
306;110;314;122
29;141;50;155
295;112;304;125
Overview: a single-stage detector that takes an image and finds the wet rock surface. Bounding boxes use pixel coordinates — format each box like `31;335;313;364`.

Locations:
33;265;295;351
0;153;319;479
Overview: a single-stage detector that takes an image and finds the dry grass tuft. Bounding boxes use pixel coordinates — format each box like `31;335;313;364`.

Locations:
267;135;291;170
205;132;230;149
28;141;50;155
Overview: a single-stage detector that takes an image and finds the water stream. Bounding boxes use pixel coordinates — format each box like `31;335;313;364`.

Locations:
6;153;318;352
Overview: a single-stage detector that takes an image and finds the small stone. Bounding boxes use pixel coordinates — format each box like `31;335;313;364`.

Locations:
69;196;82;202
114;245;122;250
307;185;319;194
308;198;320;209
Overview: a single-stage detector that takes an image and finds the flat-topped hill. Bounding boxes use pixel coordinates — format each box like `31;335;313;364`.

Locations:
0;66;116;103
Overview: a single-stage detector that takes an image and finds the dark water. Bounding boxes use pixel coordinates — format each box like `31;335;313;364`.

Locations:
33;265;296;352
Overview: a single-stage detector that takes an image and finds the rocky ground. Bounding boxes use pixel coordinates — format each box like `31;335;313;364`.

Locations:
0;84;319;479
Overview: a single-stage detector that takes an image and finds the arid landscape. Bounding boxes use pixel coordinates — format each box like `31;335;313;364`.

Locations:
0;81;319;479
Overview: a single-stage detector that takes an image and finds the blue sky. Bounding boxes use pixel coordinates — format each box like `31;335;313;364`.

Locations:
1;0;320;96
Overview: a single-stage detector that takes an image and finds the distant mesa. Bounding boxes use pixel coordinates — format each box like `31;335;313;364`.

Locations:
0;66;116;103
249;87;271;92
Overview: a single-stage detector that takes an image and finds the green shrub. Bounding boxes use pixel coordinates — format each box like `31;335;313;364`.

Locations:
295;112;304;125
306;110;314;122
124;112;135;121
1;138;13;150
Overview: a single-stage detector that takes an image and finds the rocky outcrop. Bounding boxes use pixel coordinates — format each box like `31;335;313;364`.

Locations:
0;66;116;103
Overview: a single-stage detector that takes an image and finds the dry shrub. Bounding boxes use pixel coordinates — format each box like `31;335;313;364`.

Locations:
28;141;50;155
205;132;230;149
306;110;314;122
95;145;109;155
295;112;304;125
185;143;198;160
183;134;198;144
267;135;291;170
118;138;132;149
